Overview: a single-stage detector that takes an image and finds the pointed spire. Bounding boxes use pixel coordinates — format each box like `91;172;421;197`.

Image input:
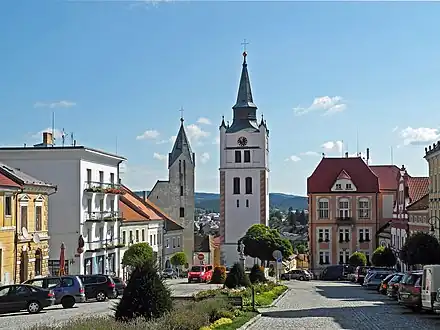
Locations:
233;51;257;110
259;113;265;127
169;118;194;168
219;115;226;129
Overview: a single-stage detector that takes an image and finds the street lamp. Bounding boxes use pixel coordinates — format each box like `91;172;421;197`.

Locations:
428;216;440;237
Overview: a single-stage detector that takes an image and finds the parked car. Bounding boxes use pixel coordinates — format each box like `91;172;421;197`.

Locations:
111;277;126;297
188;265;213;283
320;265;352;281
363;271;393;290
398;271;423;311
162;268;178;279
356;266;395;284
281;269;311;281
78;274;117;301
0;284;55;314
378;273;398;295
387;273;405;300
24;275;85;308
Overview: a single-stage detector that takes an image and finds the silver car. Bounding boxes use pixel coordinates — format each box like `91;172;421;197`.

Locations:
281;269;311;281
363;271;393;290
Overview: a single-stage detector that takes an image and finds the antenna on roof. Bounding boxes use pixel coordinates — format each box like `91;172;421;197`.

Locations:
341;140;344;157
390;146;394;165
356;130;359;156
51;111;55;147
366;148;370;165
116;136;118;154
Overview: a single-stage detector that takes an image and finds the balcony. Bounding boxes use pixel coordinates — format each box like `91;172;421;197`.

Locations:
336;216;354;223
84;181;125;195
86;241;104;252
84;211;124;222
86;238;125;252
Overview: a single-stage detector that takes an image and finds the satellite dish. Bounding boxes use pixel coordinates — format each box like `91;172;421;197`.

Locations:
22;227;31;239
33;233;41;244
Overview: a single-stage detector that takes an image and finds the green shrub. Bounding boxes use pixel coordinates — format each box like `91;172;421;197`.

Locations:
349;251;367;267
211;317;233;328
224;263;250;289
211;266;227;284
114;260;172;322
249;264;266;284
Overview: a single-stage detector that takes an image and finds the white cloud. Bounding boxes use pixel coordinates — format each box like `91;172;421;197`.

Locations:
200;152;210;164
392;126;399;133
136;130;160;140
294;96;346;116
322;140;343;154
400;127;440;146
285;155;301;162
153;152;167;161
186;124;210;142
300;151;319;157
34;101;76;109
129;0;171;9
197;117;212;125
213;136;220;145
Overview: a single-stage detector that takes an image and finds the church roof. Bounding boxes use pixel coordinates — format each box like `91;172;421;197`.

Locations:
169;119;195;168
233;52;257;110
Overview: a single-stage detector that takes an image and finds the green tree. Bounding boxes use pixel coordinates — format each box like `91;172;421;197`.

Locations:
249;264;266;284
295;243;307;254
298;210;307;225
372;246;396;267
241;224;294;265
211;266;226;284
349;252;367;267
224;262;250;289
170;252;187;277
400;232;440;266
122;243;153;268
115;260;172;322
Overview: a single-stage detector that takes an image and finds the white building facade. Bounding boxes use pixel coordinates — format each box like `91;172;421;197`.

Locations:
219;51;270;267
0;133;126;276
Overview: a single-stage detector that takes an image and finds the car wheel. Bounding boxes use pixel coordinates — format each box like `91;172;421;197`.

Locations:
61;296;76;308
299;276;305;281
27;301;42;314
96;291;107;302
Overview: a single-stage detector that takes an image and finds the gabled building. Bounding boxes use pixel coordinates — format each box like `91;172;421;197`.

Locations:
407;193;429;235
307;156;380;271
148;118;195;266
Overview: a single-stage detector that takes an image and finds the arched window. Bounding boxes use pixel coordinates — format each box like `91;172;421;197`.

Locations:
245;177;252;194
233;177;240;194
318;198;329;219
358;198;370;219
34;249;42;276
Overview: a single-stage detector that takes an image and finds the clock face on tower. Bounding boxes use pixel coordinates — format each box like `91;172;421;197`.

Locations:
237;136;248;147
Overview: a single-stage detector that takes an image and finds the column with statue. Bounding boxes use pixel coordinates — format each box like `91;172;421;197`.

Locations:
237;240;246;268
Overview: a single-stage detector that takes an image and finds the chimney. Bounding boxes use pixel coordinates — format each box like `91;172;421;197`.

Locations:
345;152;348;158
142;191;146;200
366;148;370;161
43;132;53;145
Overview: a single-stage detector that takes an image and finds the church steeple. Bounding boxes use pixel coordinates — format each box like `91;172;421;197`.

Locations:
168;117;195;168
233;52;257;110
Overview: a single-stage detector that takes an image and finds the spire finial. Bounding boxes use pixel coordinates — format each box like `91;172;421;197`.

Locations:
179;106;184;124
241;39;249;64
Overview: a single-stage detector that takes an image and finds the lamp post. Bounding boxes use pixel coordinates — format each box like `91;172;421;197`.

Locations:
428;216;440;238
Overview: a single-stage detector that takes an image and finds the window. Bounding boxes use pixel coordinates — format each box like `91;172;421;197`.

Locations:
338;199;349;218
122;231;126;245
34;249;42;276
99;199;104;212
86;169;92;183
173;238;176;248
87;199;92;213
180;186;184;196
153;234;156;245
365;229;370;241
129;231;133;244
318;229;324;241
179;207;185;218
136;230;139;242
319;251;330;264
233;177;240;194
110;173;115;185
20;205;28;230
179;160;182;174
99;227;104;241
246;199;249;207
177;237;180;247
150;234;153;245
4;196;11;216
339;229;344;242
99;171;104;183
324;229;330;241
166;239;169;248
244;150;251;163
336;183;342;190
346;183;352;190
344;229;350;241
35;205;42;231
359;229;364;242
142;229;145;242
245;177;252;194
235;151;241;163
358;199;370;218
318;199;329;219
236;200;240;208
339;250;349;264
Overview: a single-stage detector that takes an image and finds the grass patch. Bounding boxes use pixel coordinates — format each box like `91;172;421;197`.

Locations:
214;311;258;330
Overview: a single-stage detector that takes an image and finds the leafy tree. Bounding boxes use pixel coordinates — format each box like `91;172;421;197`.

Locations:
122;243;153;268
372;246;396;267
115;260;172;322
349;252;367;267
400;232;440;266
295;243;307;254
210;266;226;284
241;224;294;265
224;262;250;289
170;252;187;277
287;211;297;229
249;264;266;284
298;210;307;225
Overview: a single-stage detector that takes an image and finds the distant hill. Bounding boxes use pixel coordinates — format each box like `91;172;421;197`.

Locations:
136;191;307;212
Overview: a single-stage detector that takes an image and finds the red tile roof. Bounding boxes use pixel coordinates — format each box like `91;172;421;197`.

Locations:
407;177;429;204
307;157;379;193
0;172;21;188
337;170;351;180
407;193;429;211
369;165;400;191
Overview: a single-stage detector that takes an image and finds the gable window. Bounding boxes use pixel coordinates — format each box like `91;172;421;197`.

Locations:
35;205;42;231
245;177;252;194
179;207;185;218
244;150;251;163
318;198;329;219
346;183;352;190
336;183;342;190
4;196;11;217
233;177;240;194
235;151;241;163
338;198;350;218
358;198;370;219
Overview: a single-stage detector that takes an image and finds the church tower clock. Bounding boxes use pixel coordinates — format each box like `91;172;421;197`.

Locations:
219;51;269;267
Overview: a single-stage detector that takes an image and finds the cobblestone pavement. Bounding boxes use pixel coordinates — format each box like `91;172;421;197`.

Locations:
0;279;220;329
249;280;440;330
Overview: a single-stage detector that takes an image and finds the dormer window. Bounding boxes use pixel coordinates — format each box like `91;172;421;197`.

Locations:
336;184;342;190
346;183;352;190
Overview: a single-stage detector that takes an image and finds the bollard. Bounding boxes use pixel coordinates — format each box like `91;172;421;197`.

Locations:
251;285;256;312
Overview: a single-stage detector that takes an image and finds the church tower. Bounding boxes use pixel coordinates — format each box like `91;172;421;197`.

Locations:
219;51;269;267
149;117;195;267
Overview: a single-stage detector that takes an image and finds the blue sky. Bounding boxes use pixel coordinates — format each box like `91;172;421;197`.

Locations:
1;1;440;195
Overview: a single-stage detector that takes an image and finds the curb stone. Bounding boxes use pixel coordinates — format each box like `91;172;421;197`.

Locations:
237;314;262;330
262;288;290;308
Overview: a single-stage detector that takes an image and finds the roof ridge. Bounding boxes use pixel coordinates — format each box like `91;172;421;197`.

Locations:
120;195;151;220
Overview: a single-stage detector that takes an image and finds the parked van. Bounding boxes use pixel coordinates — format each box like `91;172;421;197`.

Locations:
421;265;440;311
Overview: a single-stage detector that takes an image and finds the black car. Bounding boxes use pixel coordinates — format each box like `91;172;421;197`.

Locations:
78;275;117;301
321;265;353;281
0;284;55;314
111;277;126;297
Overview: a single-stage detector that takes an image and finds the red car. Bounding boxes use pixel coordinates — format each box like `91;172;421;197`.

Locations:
188;265;213;283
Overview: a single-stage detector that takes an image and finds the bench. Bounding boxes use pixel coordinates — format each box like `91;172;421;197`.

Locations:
228;296;243;308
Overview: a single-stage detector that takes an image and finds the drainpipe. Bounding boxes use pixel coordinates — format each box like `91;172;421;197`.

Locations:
13;188;24;284
375;192;379;250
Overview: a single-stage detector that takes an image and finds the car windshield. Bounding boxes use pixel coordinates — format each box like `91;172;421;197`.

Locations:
191;266;203;272
383;274;395;282
401;273;422;285
390;274;403;283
